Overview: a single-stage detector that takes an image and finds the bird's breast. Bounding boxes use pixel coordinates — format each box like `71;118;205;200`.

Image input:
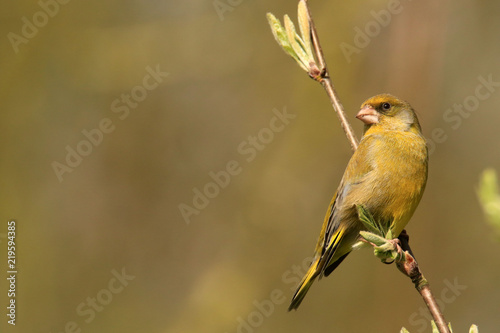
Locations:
362;131;428;234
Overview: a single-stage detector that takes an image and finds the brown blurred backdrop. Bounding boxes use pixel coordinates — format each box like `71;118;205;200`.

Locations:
0;0;499;332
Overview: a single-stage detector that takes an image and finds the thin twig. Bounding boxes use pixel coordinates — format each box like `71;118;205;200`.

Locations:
397;231;451;333
421;287;451;333
302;0;359;151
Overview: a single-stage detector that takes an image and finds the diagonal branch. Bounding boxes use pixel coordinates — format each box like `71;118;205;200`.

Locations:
302;0;359;151
267;1;358;151
397;231;451;333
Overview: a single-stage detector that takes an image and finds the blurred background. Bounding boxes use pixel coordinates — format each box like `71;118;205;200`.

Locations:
1;0;499;332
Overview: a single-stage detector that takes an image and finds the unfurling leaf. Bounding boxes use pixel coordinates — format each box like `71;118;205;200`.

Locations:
469;324;479;333
297;0;314;60
357;205;382;235
266;5;318;75
478;168;500;237
359;231;386;246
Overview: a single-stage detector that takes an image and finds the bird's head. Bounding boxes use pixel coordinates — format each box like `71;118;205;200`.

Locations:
356;94;422;133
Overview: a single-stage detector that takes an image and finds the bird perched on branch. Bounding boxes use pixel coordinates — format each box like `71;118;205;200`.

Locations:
289;94;428;310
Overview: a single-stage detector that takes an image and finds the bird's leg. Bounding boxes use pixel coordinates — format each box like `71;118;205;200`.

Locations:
381;237;404;264
397;229;415;258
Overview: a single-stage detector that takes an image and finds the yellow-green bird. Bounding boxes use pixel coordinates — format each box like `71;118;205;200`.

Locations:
289;94;428;310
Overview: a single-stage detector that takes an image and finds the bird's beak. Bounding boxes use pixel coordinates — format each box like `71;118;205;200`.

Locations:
356;106;380;125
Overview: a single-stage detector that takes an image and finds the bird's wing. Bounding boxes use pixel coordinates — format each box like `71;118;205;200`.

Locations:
317;136;377;274
289;136;378;310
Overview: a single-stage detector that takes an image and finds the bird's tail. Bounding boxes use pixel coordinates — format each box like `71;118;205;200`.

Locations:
288;257;320;311
288;226;347;311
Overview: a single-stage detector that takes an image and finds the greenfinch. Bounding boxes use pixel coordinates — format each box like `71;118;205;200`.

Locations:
289;94;428;310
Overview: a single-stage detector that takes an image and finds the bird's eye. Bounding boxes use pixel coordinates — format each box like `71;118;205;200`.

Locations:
382;102;391;111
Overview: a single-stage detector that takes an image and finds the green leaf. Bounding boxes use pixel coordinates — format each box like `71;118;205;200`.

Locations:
267;12;312;72
359;231;387;246
297;0;314;60
357;205;407;262
266;13;301;65
356;205;383;235
431;321;438;333
479;169;498;202
400;328;410;333
478;168;500;235
386;228;393;240
469;324;479;333
266;13;286;46
266;3;319;76
430;321;455;333
283;15;310;71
